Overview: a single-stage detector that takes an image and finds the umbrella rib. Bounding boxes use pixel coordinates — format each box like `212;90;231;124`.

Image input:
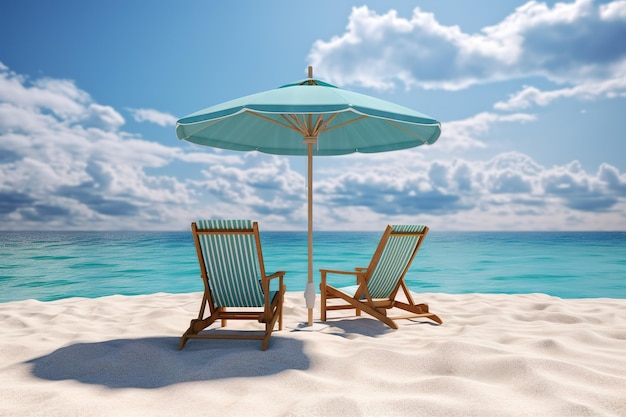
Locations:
385;120;429;143
316;113;338;135
285;114;326;137
247;111;305;134
285;114;308;133
176;122;217;140
311;114;326;136
322;115;367;133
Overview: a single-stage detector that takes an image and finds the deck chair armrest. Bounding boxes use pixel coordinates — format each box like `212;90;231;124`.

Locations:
262;271;285;316
319;269;360;275
262;271;285;297
265;271;286;280
320;269;362;287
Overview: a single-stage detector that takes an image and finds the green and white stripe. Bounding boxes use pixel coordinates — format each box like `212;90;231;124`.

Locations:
197;219;264;307
366;225;425;299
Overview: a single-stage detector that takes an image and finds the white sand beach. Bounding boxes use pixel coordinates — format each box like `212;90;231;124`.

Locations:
1;291;625;417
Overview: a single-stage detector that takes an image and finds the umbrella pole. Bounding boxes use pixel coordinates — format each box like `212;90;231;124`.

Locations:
303;138;316;326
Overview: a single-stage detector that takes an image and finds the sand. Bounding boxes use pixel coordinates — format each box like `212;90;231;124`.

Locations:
0;291;625;417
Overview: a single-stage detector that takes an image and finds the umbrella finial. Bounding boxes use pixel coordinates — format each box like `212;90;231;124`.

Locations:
308;66;313;79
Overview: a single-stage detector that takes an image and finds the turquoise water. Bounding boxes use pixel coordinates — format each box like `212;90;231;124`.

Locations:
0;231;624;303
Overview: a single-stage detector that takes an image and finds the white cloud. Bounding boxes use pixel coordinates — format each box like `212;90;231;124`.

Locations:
81;104;125;130
312;151;626;231
600;0;626;20
0;62;200;230
195;155;307;219
494;75;626;110
308;1;626;92
0;61;624;231
129;108;178;127
0;66;124;129
435;111;537;150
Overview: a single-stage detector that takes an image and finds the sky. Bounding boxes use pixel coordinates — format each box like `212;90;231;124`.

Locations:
1;0;625;231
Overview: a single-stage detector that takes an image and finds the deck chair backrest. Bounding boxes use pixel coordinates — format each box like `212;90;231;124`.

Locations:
194;219;265;308
366;225;428;299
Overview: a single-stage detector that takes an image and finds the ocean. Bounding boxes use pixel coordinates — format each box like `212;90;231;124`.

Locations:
0;231;624;303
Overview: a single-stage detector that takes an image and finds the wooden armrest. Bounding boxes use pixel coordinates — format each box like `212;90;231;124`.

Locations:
319;269;359;275
265;271;286;279
320;269;362;287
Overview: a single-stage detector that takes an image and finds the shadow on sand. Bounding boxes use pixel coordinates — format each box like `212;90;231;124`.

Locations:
319;315;439;339
27;336;309;389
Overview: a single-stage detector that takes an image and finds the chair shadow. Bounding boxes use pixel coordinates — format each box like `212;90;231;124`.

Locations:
27;336;309;389
319;317;393;338
320;315;440;338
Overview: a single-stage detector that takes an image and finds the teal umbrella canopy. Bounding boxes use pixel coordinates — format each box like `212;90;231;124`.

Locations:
176;68;441;326
176;77;441;156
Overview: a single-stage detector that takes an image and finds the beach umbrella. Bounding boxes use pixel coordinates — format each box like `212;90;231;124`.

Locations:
176;67;441;326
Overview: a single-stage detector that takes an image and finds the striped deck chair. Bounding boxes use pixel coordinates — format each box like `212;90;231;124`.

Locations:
320;225;442;329
179;220;286;351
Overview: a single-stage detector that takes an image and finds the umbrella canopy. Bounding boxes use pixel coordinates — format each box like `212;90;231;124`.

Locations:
176;67;441;325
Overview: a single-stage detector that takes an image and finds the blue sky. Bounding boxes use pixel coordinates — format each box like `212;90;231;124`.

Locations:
1;0;625;231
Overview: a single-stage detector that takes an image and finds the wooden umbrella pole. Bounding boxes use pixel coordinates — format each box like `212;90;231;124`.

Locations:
304;69;316;326
303;136;317;326
308;141;313;325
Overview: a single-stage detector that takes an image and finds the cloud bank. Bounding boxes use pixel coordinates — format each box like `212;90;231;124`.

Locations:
2;0;626;236
309;0;626;93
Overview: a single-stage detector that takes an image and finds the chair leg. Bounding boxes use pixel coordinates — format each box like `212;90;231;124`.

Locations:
262;332;271;351
324;286;398;329
394;301;443;325
178;332;190;350
261;319;271;351
320;283;327;321
260;284;286;351
319;274;326;321
279;284;285;330
178;312;222;350
357;303;398;329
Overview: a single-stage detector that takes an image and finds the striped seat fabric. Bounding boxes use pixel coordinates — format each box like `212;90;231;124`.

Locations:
366;225;426;299
196;219;264;308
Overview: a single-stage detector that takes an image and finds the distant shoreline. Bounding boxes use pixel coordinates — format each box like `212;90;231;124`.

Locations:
2;230;625;303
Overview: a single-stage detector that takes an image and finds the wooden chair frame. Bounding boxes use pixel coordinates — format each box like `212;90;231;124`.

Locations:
320;225;442;329
179;221;286;351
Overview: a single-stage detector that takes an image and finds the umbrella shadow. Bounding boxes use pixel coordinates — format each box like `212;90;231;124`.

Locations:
27;336;309;389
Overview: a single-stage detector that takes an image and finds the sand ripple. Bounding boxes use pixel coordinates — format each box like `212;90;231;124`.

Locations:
0;292;625;416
